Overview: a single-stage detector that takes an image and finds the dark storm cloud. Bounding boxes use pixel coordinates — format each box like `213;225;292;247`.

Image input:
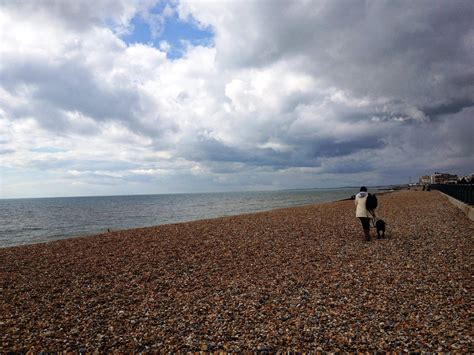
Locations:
422;99;474;119
179;135;314;170
322;160;373;175
182;136;248;164
302;137;386;159
179;133;386;172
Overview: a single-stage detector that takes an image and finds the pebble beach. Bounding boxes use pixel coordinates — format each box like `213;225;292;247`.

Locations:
1;190;472;352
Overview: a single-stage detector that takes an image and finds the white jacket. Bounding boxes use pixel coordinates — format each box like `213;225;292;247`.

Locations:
355;192;370;218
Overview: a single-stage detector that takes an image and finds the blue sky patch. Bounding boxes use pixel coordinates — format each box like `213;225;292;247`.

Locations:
121;4;214;59
30;147;68;153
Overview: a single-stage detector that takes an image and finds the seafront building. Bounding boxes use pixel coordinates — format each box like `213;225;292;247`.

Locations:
459;174;474;183
430;172;458;184
419;175;430;184
419;172;473;185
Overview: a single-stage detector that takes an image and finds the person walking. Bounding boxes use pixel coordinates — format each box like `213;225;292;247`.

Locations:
355;186;371;241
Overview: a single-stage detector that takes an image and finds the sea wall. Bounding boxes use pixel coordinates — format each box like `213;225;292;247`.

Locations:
437;190;474;222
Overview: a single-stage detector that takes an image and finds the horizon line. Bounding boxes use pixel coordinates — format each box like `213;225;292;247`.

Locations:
0;184;406;201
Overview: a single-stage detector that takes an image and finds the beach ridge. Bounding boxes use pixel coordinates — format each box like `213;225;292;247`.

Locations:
1;190;472;351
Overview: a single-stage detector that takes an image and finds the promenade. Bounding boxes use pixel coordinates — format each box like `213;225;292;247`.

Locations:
1;190;472;352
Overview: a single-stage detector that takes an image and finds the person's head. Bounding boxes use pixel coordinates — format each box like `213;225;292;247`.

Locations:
360;186;367;192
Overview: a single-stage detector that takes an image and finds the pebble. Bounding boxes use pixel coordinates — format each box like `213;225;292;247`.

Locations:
0;190;471;352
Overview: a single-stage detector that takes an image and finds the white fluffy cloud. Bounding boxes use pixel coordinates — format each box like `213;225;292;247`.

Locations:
1;0;473;198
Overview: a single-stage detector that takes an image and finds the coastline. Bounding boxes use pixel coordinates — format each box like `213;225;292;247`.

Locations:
0;188;358;249
1;190;472;351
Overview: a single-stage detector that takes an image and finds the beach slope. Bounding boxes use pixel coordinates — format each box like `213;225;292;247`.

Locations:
1;190;472;351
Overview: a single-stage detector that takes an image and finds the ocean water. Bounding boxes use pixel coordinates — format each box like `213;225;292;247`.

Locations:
0;188;357;248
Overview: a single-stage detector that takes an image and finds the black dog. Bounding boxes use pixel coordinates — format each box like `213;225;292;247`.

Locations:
375;219;386;239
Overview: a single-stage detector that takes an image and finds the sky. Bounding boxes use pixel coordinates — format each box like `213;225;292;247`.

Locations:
1;0;473;198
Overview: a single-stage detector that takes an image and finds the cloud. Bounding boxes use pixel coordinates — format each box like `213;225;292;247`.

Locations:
423;98;474;119
1;0;473;197
181;0;474;111
0;0;157;33
0;148;15;155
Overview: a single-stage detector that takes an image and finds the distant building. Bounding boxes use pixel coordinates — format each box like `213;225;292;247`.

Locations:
419;175;430;184
430;172;458;184
458;173;474;184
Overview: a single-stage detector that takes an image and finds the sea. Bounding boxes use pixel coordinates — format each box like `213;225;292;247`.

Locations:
0;188;362;248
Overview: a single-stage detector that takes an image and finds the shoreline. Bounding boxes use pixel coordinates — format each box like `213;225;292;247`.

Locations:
1;190;472;351
2;196;350;250
1;190;364;250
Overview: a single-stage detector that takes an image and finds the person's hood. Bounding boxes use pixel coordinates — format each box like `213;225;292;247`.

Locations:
356;192;368;198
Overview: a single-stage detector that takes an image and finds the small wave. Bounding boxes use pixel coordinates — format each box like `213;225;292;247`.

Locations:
22;227;44;231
